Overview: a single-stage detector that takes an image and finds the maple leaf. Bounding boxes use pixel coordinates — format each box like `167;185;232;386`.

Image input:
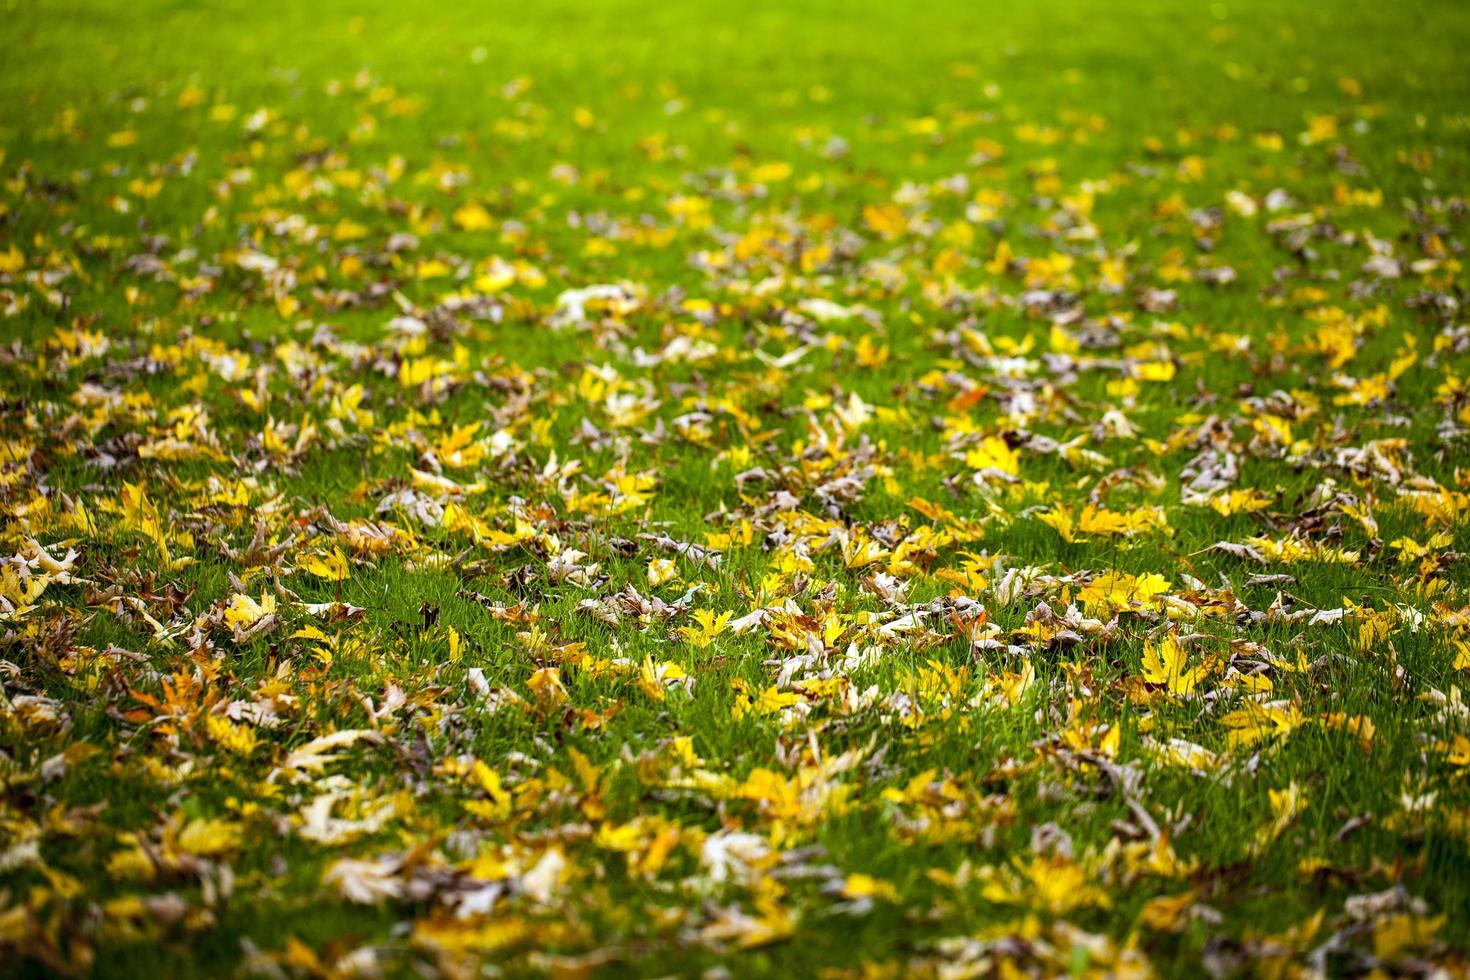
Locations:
679;609;731;648
300;547;351;582
964;436;1020;477
1140;632;1209;696
224;591;277;629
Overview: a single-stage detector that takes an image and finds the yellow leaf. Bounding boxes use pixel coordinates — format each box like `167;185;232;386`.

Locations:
1141;632;1208;696
452;201;495;232
176;817;243;856
863;202;907;239
841;873;898;901
528;667;568;710
300;546;351;581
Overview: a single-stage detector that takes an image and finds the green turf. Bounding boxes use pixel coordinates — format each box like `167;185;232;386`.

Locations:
2;0;1470;976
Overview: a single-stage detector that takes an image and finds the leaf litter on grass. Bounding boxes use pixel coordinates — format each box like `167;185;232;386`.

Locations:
2;0;1470;975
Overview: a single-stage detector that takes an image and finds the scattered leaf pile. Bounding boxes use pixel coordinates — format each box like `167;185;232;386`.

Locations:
3;1;1470;975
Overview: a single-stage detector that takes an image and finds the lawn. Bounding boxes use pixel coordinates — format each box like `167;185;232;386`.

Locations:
3;0;1470;975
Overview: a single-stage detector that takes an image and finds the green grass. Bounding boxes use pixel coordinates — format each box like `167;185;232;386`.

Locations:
2;0;1470;975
